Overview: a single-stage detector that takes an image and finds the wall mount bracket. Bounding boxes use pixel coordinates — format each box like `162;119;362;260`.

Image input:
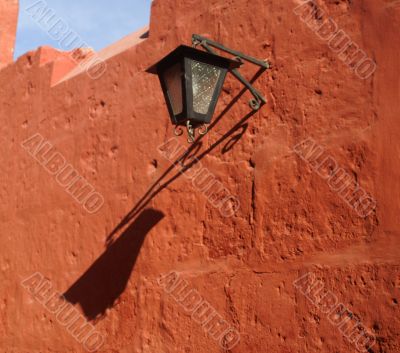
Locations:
192;34;270;111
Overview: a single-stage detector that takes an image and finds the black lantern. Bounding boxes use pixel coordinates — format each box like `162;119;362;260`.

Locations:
147;45;241;141
147;35;270;142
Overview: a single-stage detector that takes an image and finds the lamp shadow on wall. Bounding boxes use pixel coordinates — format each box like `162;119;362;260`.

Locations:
63;208;164;321
105;67;266;244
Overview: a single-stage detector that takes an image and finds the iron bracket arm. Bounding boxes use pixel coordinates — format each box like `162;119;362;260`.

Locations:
192;34;270;110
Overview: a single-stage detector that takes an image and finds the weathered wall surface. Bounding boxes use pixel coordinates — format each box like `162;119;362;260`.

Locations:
0;0;18;67
0;0;399;352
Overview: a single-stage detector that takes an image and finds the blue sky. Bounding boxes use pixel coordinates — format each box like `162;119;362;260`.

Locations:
15;0;152;59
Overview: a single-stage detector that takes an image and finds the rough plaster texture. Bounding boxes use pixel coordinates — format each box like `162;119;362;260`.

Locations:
0;0;399;352
0;0;18;67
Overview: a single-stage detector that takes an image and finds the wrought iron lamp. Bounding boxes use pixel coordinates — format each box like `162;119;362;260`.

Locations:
146;34;270;142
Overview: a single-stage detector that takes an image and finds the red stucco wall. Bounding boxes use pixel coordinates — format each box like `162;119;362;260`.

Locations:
1;0;399;352
0;0;18;67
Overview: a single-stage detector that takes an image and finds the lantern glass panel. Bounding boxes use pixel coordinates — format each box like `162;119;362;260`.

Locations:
163;62;183;115
191;60;222;114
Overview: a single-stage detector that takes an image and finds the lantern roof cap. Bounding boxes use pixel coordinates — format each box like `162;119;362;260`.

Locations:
146;45;241;74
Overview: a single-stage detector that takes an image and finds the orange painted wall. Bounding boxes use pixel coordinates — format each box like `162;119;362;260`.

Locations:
0;0;18;67
0;0;399;352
